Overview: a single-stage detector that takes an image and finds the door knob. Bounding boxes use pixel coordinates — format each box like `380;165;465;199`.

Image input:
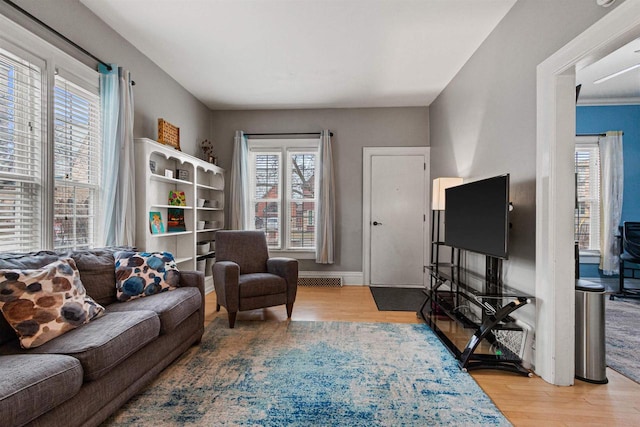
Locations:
373;221;382;226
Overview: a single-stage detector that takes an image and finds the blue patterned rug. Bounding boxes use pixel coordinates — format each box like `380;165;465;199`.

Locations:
606;297;640;384
103;320;510;426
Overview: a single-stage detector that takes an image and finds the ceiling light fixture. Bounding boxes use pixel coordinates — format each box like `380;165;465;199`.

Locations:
596;0;616;7
593;63;640;84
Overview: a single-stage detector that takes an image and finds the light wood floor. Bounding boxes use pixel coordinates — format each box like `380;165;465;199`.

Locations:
203;286;640;426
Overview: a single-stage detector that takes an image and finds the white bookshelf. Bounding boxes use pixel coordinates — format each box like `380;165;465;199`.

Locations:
134;138;224;290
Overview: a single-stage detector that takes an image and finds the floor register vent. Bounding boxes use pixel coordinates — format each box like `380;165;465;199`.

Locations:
298;277;343;287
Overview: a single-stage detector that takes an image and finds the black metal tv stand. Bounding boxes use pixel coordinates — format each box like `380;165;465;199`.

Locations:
419;252;534;376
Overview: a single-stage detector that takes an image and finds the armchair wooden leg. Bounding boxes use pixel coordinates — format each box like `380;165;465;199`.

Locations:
286;303;294;318
228;312;237;328
216;303;221;312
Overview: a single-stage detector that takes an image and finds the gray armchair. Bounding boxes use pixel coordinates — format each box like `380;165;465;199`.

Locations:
212;230;298;328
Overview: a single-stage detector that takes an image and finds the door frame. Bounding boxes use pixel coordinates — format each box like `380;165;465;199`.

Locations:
536;1;640;385
362;146;430;286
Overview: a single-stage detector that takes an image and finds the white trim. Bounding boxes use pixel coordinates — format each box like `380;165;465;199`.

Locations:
536;0;640;386
0;14;98;88
577;97;640;106
270;250;316;259
362;146;430;286
298;270;364;286
204;276;214;295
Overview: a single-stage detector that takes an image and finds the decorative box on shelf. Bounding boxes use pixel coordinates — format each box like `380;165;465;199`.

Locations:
157;118;180;150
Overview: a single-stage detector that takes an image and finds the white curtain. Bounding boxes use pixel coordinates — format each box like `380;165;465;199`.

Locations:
230;130;248;230
100;64;135;246
599;131;624;275
316;130;335;264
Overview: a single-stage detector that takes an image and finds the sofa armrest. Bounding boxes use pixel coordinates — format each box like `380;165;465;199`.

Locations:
178;270;205;327
213;261;240;312
267;257;298;303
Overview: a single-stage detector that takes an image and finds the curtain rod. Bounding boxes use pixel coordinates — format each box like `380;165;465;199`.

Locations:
576;132;624;137
245;131;333;137
2;0;135;85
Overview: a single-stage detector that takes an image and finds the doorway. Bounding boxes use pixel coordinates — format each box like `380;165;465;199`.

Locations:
536;1;640;385
362;147;429;287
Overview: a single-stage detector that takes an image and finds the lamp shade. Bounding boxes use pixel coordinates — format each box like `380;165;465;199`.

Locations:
432;177;463;210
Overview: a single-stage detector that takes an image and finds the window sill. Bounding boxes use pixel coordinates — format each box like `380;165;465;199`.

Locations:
269;250;316;260
579;250;600;264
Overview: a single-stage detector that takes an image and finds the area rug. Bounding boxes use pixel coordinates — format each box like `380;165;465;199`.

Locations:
370;286;426;312
103;319;510;426
606;297;640;384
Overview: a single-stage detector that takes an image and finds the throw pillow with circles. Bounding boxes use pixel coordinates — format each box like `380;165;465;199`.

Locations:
0;258;105;348
114;251;180;302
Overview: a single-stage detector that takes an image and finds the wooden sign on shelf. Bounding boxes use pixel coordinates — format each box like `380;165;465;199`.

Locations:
158;118;180;150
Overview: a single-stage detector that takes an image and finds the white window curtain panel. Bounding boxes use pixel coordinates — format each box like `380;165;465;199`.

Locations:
230;130;248;230
599;131;624;275
100;64;135;246
316;130;335;264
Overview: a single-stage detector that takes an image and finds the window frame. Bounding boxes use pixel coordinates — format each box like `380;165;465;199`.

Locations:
575;135;601;260
0;14;102;251
247;138;320;258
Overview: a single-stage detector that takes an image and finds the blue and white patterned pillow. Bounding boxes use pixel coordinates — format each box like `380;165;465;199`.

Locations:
114;251;180;302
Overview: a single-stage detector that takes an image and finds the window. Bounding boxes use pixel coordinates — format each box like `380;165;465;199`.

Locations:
0;17;101;252
0;47;43;252
575;139;600;252
53;76;101;250
248;139;319;253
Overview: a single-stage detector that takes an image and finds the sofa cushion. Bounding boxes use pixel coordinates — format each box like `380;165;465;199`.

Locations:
107;287;201;334
239;273;287;298
0;310;161;381
0;354;83;427
0;258;105;348
69;249;119;306
115;251;180;301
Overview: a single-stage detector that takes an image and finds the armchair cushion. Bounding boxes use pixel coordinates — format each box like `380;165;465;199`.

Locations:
215;230;269;274
239;273;286;298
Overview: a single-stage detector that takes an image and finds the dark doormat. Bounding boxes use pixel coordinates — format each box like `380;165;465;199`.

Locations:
370;287;426;312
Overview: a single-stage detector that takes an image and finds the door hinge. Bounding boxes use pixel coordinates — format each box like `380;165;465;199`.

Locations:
424;163;426;170
424;214;426;222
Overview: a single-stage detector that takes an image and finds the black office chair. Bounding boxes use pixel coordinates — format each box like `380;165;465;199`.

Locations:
613;222;640;299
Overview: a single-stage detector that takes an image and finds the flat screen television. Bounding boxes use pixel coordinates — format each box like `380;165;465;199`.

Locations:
444;174;510;259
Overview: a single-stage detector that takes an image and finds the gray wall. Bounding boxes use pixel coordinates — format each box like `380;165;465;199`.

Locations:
429;0;617;306
211;107;429;272
1;0;211;157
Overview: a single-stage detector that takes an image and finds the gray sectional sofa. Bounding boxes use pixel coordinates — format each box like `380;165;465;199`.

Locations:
0;248;205;427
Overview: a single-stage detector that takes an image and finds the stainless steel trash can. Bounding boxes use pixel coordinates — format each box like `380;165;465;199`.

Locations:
575;280;608;384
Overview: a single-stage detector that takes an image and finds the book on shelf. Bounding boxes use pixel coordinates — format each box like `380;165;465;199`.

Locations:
167;208;187;232
149;211;164;234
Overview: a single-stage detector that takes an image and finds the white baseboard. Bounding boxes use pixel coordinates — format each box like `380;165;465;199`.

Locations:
298;270;364;286
204;271;365;293
204;276;214;295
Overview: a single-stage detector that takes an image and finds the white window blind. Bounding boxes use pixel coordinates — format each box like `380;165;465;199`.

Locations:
287;152;317;249
0;47;42;252
249;151;282;248
53;75;101;250
575;144;601;251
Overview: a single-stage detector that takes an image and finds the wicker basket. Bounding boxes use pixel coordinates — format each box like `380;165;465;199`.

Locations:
158;118;180;150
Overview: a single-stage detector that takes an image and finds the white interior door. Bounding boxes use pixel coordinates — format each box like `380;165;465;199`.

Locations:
369;154;426;286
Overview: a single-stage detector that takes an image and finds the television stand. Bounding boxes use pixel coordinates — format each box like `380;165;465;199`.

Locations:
420;254;534;376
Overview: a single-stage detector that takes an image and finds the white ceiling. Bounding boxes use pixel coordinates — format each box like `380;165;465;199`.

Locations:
577;37;640;105
80;0;517;110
